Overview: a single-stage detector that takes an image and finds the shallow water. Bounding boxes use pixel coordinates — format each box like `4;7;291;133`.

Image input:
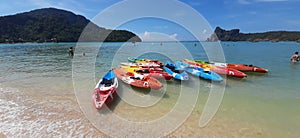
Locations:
0;42;299;137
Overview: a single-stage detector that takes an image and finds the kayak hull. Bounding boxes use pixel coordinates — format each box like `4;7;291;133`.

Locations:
190;59;268;73
121;65;173;80
92;70;118;109
227;64;268;73
114;68;162;90
185;67;223;82
176;61;223;82
128;57;164;67
164;61;189;81
121;62;161;68
210;67;247;78
182;59;247;78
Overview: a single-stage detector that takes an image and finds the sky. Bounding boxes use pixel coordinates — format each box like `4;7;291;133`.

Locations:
0;0;300;41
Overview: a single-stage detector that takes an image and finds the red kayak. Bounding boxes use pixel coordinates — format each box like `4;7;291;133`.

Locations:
135;69;173;80
120;65;172;80
92;70;118;109
114;68;163;90
226;64;268;73
209;66;247;78
121;62;161;68
182;59;247;78
188;59;268;73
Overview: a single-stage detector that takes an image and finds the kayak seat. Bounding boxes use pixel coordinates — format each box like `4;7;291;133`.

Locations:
130;76;141;80
102;79;114;87
204;71;211;74
174;70;184;74
100;78;107;85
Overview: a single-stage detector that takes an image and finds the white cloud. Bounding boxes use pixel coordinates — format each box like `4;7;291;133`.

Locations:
202;29;207;34
139;31;179;41
169;33;178;39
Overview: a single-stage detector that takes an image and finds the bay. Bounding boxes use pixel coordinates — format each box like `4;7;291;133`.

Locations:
0;41;299;137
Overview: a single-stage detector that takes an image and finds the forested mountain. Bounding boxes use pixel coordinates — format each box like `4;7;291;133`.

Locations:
209;27;300;42
0;8;141;43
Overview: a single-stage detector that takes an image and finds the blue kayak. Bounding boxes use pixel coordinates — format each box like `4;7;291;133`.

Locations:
164;61;189;81
103;70;116;80
176;61;223;82
127;57;140;62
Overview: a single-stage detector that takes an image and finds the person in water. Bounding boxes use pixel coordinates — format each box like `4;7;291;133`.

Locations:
69;47;74;56
290;52;300;62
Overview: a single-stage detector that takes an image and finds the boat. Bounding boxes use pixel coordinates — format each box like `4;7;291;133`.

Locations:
190;59;268;73
127;57;141;62
128;57;164;67
92;70;118;109
225;64;268;73
182;59;247;78
210;62;268;73
121;65;173;80
120;64;163;71
176;61;223;82
113;68;163;90
121;62;161;68
164;61;189;81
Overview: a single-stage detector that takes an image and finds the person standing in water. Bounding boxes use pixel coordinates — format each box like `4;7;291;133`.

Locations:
69;47;74;56
290;52;300;62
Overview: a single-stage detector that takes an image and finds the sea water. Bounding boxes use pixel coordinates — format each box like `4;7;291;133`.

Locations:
0;42;299;137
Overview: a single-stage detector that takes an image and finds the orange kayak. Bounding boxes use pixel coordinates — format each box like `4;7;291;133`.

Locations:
113;68;163;90
190;59;268;73
226;64;268;73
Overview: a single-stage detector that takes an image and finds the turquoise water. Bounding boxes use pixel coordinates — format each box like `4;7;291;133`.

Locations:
0;42;299;137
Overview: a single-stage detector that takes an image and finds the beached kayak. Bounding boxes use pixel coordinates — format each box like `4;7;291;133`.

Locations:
128;57;164;67
114;68;163;90
182;59;247;78
164;61;189;81
176;61;223;82
121;62;161;68
191;60;268;73
120;64;163;71
225;64;268;73
121;65;173;80
92;70;118;109
127;57;141;62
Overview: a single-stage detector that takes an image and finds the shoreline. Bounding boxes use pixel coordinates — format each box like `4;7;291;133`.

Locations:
0;40;300;45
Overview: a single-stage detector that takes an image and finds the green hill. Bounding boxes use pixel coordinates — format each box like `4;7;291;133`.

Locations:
0;8;141;43
209;27;300;42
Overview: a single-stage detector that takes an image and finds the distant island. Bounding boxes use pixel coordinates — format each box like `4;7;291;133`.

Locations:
0;8;142;43
208;27;300;42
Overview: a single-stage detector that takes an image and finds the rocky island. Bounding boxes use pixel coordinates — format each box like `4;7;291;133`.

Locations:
209;27;300;42
0;8;141;43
